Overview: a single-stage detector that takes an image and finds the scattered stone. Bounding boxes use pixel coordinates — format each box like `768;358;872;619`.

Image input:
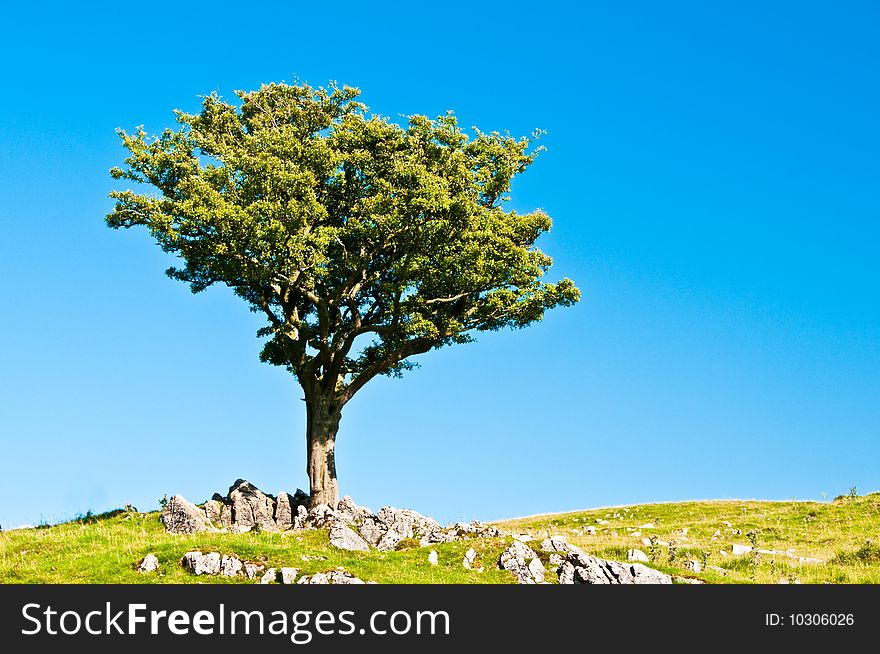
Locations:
641;537;653;547
244;563;265;580
428;550;438;566
280;567;298;584
499;540;544;584
675;577;705;584
181;551;221;576
162;496;213;534
527;557;546;583
539;535;583;556
512;534;533;543
732;544;753;556
220;555;243;577
463;548;478;570
260;568;278;584
583;525;597;535
722;521;732;527
685;559;703;573
638;523;655;529
136;554;159;573
329;523;371;552
707;565;727;575
627;549;649;563
631;531;641;538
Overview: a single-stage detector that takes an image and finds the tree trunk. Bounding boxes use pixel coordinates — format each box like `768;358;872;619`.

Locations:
305;395;341;509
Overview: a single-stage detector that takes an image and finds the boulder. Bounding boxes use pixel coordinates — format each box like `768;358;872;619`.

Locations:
627;548;649;563
280;567;298;584
220;555;243;577
463;548;478;570
540;535;584;556
336;496;372;525
297;570;366;585
499;540;544;584
260;568;278;584
136;554;159;573
329;523;371;552
181;551;221;576
162;495;212;534
275;492;294;530
428;550;439;566
228;480;277;532
244;563;265;580
732;544;753;556
556;552;672;585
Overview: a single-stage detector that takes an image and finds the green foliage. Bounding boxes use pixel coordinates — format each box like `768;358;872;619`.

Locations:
107;82;579;406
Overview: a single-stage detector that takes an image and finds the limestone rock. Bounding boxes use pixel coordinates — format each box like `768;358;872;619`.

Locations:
136;554;159;573
499;540;544;584
244;563;265;580
181;551;221;576
162;495;212;534
463;547;478;570
556;552;672;585
220;555;243;577
228;479;277;532
329;523;371;552
428;550;439;566
732;544;753;556
275;492;294;530
540;535;584;557
260;568;278;584
627;548;649;563
336;496;372;525
297;570;366;584
280;567;298;584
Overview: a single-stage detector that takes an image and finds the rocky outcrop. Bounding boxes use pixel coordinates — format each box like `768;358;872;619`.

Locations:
181;551;222;575
160;481;506;556
329;523;371;552
499;540;546;584
297;570;367;585
162;496;213;534
556;551;672;584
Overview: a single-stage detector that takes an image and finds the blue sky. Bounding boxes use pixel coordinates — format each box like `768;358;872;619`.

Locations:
1;1;878;529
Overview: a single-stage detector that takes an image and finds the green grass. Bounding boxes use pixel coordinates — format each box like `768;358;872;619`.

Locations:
3;493;880;583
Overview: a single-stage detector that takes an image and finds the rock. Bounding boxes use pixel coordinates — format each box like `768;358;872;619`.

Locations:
556;552;672;585
181;551;221;576
640;537;653;547
162;495;212;534
499;540;544;584
512;534;533;543
732;544;753;556
358;516;384;547
260;568;278;584
549;553;565;568
280;567;298;584
583;525;597;535
527;557;546;583
428;550;439;566
228;479;277;532
627;549;649;562
244;563;265;580
136;554;159;573
463;548;477;569
329;523;371;552
220;555;243;577
685;559;703;573
638;523;654;529
306;504;337;529
297;570;366;585
275;492;294;530
336;496;372;525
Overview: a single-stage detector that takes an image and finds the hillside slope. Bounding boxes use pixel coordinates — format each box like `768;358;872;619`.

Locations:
2;494;879;584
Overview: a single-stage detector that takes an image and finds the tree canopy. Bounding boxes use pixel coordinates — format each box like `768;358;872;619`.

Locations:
108;82;580;408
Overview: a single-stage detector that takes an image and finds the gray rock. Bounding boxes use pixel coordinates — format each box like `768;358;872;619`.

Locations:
428;550;439;566
280;567;298;584
297;570;366;584
336;496;371;525
162;495;212;534
528;557;546;583
306;503;337;529
244;563;265;579
137;554;159;573
203;499;226;527
228;479;277;532
275;492;294;530
260;568;278;584
181;551;221;576
732;544;753;556
463;547;478;570
685;559;703;573
627;548;649;563
556;552;672;585
329;523;371;552
499;540;544;584
220;555;243;577
549;553;565;568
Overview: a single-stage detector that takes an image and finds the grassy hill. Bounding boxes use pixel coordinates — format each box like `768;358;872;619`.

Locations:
3;493;880;584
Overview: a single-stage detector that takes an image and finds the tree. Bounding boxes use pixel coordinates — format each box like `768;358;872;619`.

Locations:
107;82;580;508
